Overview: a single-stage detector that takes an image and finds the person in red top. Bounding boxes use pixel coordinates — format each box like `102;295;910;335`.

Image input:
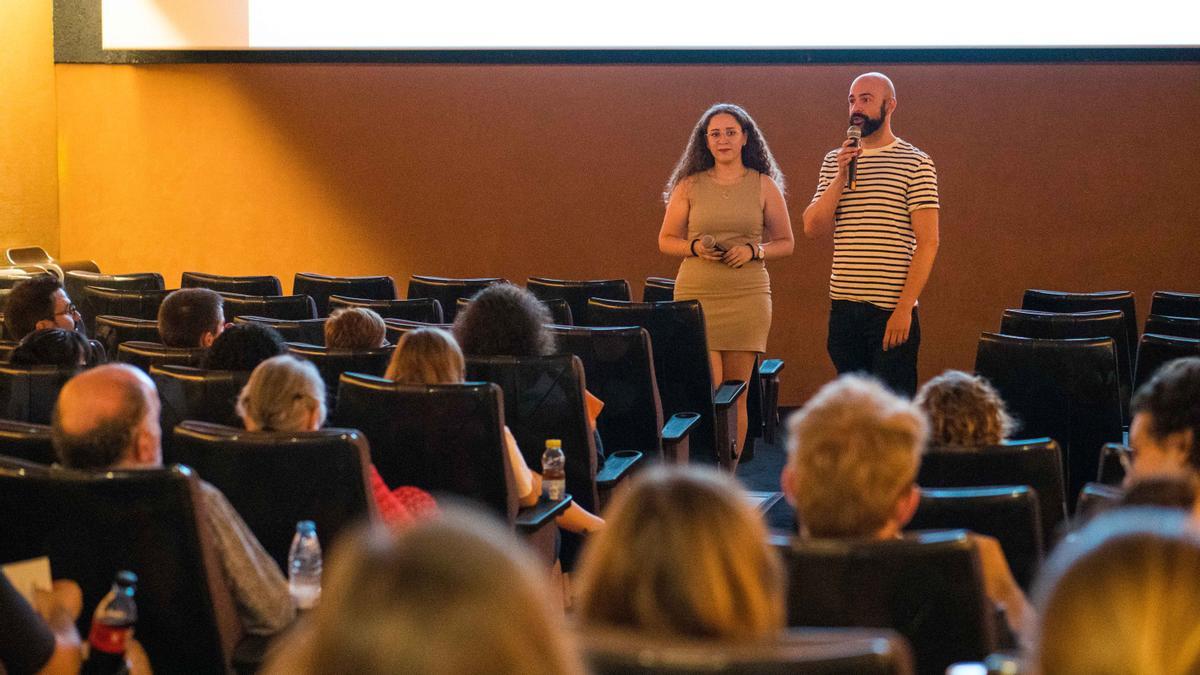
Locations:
236;354;436;527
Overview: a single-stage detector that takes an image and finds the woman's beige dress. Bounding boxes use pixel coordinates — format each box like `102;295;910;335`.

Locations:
674;169;771;353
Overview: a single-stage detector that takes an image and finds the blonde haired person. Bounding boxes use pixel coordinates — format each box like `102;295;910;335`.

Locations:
915;370;1015;447
385;327;603;534
1032;508;1200;674
262;509;585;675
781;374;1031;635
237;355;435;526
575;465;784;640
324;307;387;350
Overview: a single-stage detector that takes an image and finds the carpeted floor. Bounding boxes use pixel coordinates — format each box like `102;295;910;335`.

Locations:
735;416;797;534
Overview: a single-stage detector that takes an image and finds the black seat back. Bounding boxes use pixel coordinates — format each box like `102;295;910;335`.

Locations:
917;438;1066;549
526;277;631;326
0;463;241;673
589;298;719;463
328;295;444;323
383;318;454;345
1135;333;1200;388
778;530;996;675
0;339;14;363
1000;308;1132;421
293;273;396;317
907;486;1043;590
1144;314;1200;340
1149;291;1200;319
406;275;505;323
0;364;77;424
170;421;373;571
116;341;207;373
94;315;161;357
151;365;250;457
234;315;327;345
80;287;173;336
65;271;164;328
181;272;282;296
219;292;317;321
581;627;915;675
1021;289;1138;366
0;419;55;464
331;374;515;521
548;325;664;458
286;343;394;408
642;276;676;303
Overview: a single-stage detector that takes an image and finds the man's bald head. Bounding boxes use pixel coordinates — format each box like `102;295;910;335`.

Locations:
52;364;161;470
851;72;896;99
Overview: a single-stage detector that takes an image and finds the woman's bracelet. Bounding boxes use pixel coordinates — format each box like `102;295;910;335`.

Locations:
690;238;700;257
745;242;758;260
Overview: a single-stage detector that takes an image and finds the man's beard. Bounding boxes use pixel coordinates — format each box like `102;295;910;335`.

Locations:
850;109;885;138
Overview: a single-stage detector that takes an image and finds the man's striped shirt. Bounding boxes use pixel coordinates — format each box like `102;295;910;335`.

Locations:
811;138;939;310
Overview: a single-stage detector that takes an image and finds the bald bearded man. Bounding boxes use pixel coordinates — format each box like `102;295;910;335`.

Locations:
51;364;294;637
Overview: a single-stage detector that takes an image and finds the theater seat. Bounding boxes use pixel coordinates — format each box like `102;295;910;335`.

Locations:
116;341;207;373
642;276;675;303
1143;314;1200;340
79;287;173;337
328;295;444;323
1134;333;1200;387
234;315;327;345
383;318;454;345
0;419;55;464
219;292;318;321
151;365;250;457
406;275;505;323
293;272;396;316
1149;290;1200;319
526;277;631;326
181;272;283;297
286;343;393;408
1021;289;1138;367
94;315;161;357
0;364;77;424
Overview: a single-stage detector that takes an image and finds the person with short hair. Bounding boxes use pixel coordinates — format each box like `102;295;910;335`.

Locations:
781;374;1030;635
157;288;226;348
575;465;784;641
324;308;386;350
237;355;435;526
261;511;586;675
202;322;287;371
9;328;92;369
915;369;1015;448
51;364;294;637
1124;357;1200;490
4;277;84;341
1032;508;1200;674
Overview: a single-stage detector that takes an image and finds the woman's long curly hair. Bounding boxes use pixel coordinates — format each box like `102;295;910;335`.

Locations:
662;103;785;203
453;283;555;357
915;370;1017;448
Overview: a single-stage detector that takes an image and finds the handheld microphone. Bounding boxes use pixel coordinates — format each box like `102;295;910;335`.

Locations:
700;234;726;253
846;124;862;191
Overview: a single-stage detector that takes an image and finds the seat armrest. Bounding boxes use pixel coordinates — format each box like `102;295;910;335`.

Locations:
516;494;573;533
596;450;643;489
759;358;785;377
662;412;700;442
713;379;747;409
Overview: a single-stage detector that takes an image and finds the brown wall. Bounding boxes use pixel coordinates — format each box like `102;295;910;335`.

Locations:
53;61;1200;405
0;1;59;256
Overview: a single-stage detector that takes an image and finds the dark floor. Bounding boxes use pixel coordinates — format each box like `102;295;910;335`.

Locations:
735;422;796;534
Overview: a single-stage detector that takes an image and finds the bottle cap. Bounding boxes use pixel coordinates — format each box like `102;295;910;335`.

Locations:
115;570;138;587
545;439;562;449
297;520;317;534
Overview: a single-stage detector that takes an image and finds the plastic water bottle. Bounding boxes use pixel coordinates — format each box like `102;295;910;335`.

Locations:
288;520;322;610
81;570;137;675
542;439;566;500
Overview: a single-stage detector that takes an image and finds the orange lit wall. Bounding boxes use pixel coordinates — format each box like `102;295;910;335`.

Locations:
0;1;59;256
53;62;1200;404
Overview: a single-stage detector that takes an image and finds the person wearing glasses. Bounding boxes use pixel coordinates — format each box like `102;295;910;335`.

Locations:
3;276;85;341
1121;357;1200;499
657;102;794;467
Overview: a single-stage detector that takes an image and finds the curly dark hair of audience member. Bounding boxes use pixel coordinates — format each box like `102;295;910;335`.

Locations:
157;288;224;348
51;390;146;470
4;276;62;341
1131;357;1200;472
662;102;786;203
203;323;288;371
9;328;91;369
915;370;1016;448
453;284;555;357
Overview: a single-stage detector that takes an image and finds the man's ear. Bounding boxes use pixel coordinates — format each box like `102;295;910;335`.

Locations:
35;318;56;331
131;425;157;465
200;331;218;348
894;484;921;529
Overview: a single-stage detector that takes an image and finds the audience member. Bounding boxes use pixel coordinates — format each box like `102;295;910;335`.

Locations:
1123;357;1200;499
4;277;84;341
915;369;1015;447
0;575;81;675
385;327;603;534
1120;474;1197;511
157;288;225;348
202;322;287;371
51;363;294;636
1032;508;1200;674
575;465;784;641
9;328;92;369
262;510;585;675
237;355;435;526
324;308;386;350
781;374;1031;635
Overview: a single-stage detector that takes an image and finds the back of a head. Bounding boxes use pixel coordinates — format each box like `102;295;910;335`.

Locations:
9;328;90;369
236;354;326;432
1131;356;1200;472
203;322;287;371
264;507;584;675
915;369;1014;447
453;283;554;357
51;363;156;470
384;327;465;384
575;465;784;641
4;276;62;341
785;375;927;538
1033;508;1200;675
158;288;223;348
324;307;386;350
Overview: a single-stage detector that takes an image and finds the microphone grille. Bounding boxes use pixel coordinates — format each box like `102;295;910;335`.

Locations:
846;125;862;139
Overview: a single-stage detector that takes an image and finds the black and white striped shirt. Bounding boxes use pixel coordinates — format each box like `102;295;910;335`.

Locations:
811;139;939;310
